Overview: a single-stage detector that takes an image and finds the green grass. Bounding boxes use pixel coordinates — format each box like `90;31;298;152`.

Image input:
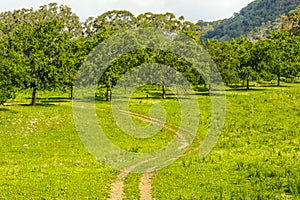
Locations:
1;83;299;199
0;104;117;199
152;84;300;199
95;101;179;153
123;173;141;200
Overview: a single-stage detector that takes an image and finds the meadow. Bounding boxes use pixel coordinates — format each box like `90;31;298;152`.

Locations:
0;83;299;199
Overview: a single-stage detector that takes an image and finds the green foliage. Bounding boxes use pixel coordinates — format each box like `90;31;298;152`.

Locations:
7;20;73;105
260;30;300;86
0;2;299;103
283;5;300;36
0;3;82;37
84;10;202;39
84;10;137;37
0;36;17;104
231;37;262;89
201;0;300;41
202;30;300;88
203;39;239;85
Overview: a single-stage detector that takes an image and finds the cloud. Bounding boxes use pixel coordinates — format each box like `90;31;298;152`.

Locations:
0;0;255;22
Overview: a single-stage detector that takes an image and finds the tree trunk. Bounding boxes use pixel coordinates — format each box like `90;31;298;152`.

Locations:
106;86;111;101
70;85;74;99
208;84;212;94
277;73;281;87
31;87;37;105
162;84;166;99
246;79;250;90
124;85;127;94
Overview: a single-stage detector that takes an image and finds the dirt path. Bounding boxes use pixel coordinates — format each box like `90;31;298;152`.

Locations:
139;173;154;200
73;104;198;199
108;110;196;200
108;171;127;200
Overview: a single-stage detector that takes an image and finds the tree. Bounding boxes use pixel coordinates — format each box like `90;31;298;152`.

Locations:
231;37;260;89
0;8;34;36
137;12;202;39
264;30;291;86
203;39;239;86
136;12;202;97
64;28;114;99
137;12;182;30
83;10;137;37
282;5;300;36
0;36;18;104
8;20;72;105
0;3;82;37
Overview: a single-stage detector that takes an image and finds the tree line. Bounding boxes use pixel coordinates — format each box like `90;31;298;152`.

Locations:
0;3;299;105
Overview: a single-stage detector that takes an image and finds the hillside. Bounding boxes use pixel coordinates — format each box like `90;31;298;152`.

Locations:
199;0;300;41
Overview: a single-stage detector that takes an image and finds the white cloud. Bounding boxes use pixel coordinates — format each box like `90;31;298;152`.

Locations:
0;0;255;22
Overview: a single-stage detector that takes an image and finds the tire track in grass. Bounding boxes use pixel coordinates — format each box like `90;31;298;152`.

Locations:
109;110;196;200
72;104;200;199
109;158;156;200
139;173;154;200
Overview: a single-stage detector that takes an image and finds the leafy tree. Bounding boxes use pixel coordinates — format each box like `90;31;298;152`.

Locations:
282;5;300;36
203;39;239;86
80;28;204;101
0;8;34;36
137;12;182;30
252;38;274;82
137;12;202;39
0;3;82;37
231;37;261;89
65;29;114;99
0;36;18;104
84;10;137;37
8;20;72;105
263;30;292;86
288;36;300;79
135;12;202;97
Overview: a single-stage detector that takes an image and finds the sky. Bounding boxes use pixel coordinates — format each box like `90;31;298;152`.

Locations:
0;0;255;23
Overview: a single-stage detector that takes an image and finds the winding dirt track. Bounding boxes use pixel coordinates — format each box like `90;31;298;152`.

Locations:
108;110;196;200
72;103;199;199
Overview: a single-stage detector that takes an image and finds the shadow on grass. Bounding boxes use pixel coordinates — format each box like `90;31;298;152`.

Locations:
193;87;210;92
131;96;180;100
226;88;267;92
259;85;292;88
195;92;227;97
24;97;71;103
20;103;57;107
0;106;19;113
0;107;10;112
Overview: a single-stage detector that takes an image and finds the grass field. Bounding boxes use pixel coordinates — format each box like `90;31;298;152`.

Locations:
0;83;299;199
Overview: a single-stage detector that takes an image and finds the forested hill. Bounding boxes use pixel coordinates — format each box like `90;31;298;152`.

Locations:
199;0;300;41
